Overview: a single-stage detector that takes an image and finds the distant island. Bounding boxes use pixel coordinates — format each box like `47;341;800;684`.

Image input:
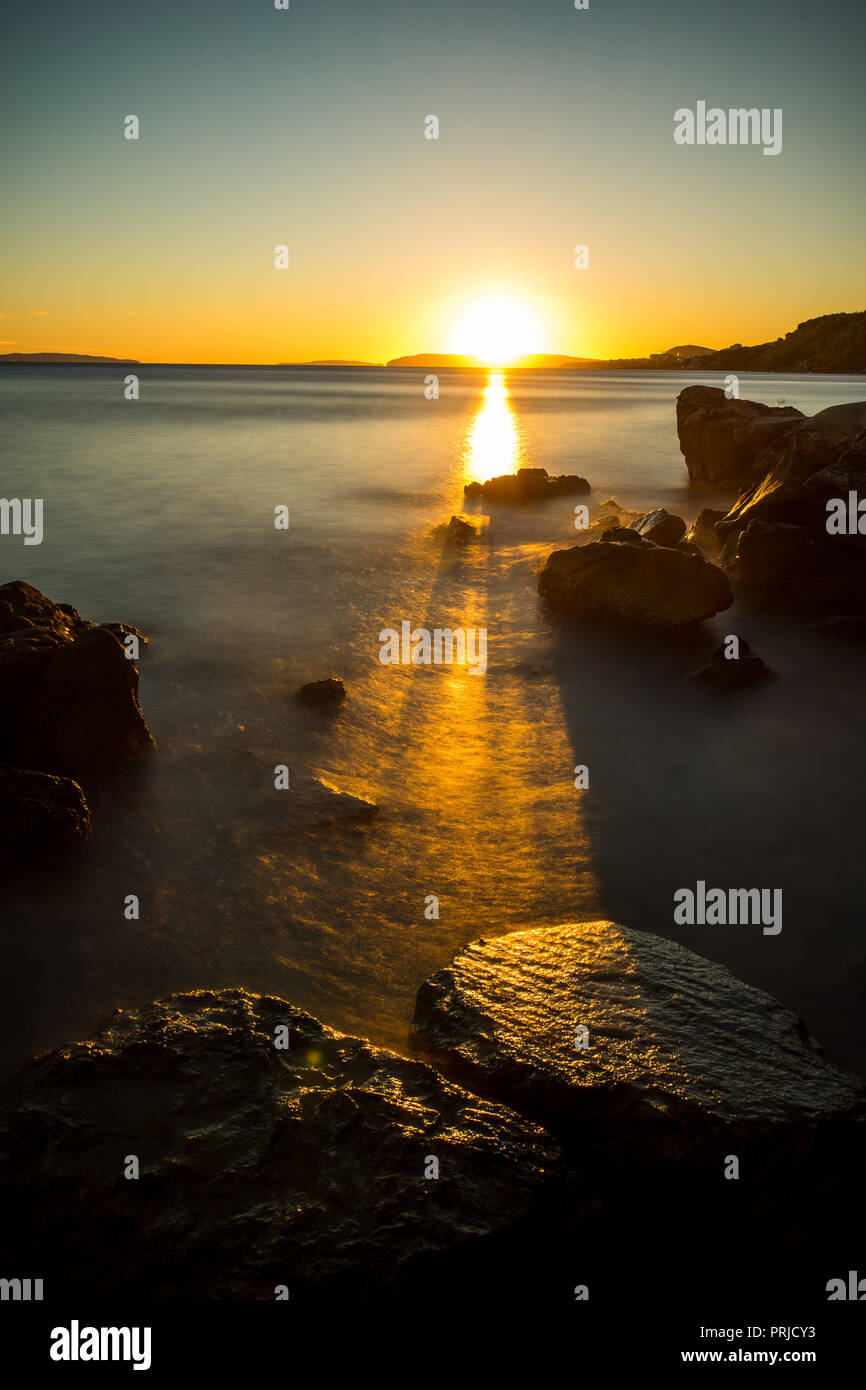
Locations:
4;312;864;373
0;352;140;364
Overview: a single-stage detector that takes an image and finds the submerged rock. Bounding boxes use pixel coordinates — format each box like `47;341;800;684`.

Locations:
295;676;347;706
688;637;777;689
676;385;804;485
0;581;152;785
464;466;590;504
631;508;686;547
413;921;865;1162
432;515;479;544
0;763;90;865
287;776;378;825
0;989;559;1298
538;536;732;627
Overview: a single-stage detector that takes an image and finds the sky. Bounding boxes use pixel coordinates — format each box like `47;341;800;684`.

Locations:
1;0;864;363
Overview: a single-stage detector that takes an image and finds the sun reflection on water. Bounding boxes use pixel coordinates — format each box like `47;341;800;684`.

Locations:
463;372;526;485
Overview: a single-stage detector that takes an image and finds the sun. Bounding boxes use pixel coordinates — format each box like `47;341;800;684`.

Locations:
450;295;548;366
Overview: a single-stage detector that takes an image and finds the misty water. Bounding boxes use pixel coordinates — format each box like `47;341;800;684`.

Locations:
2;365;866;1079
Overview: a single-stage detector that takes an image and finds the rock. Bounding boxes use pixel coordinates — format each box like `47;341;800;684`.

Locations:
676;385;804;485
432;515;479;544
412;921;865;1163
631;508;686;547
286;776;378;826
599;526;645;547
0;989;559;1298
721;520;866;614
464;466;590;503
676;539;704;557
688;637;777;688
538;536;732;627
295;677;346;706
0;763;90;865
717;415;866;538
100;622;148;653
0;581;152;784
685;508;726;550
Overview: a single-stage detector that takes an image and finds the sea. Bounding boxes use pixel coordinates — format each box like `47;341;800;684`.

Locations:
2;365;866;1077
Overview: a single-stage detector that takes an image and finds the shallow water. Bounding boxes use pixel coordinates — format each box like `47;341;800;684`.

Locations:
2;365;865;1077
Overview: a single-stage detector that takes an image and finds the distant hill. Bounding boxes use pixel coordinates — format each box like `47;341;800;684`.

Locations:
0;352;140;364
683;313;866;374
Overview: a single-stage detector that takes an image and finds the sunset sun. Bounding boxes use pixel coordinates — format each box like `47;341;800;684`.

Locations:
450;295;548;366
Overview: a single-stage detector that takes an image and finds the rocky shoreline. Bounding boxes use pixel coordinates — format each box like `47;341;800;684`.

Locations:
2;383;865;1300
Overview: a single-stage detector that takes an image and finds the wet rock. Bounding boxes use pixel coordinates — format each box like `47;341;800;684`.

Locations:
688;637;777;688
0;989;559;1298
685;508;726;550
538;536;732;627
676;539;704;557
631;508;686;547
295;676;347;706
412;921;865;1162
0;581;152;785
432;514;479;544
100;622;148;653
464;466;590;504
599;526;645;547
287;776;378;825
676;385;804;485
0;763;90;865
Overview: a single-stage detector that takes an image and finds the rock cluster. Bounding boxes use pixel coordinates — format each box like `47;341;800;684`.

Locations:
464;466;590;503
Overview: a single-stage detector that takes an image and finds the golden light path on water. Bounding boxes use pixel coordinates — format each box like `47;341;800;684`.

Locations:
462;371;526;484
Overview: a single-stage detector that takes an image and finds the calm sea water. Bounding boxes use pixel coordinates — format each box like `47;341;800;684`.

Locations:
2;365;866;1076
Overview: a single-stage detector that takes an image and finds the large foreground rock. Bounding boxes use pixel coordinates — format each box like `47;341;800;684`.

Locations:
413;922;865;1162
676;385;804;485
0;581;152;783
0;763;90;865
0;989;559;1298
538;536;732;627
465;466;590;503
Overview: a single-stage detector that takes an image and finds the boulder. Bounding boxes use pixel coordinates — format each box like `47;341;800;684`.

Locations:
295;677;346;706
286;776;378;826
676;385;804;485
412;921;865;1163
631;508;686;547
538;536;732;627
0;763;90;865
721;520;866;614
685;507;726;550
0;989;559;1298
688;637;777;689
599;526;644;547
0;581;152;784
717;415;866;538
464;466;590;503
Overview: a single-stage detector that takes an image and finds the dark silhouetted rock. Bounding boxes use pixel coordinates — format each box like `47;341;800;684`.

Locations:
295;677;347;706
631;508;686;547
688;637;777;689
676;386;804;485
0;763;90;865
413;921;864;1164
721;520;866;615
432;515;479;544
0;989;559;1298
685;508;726;550
810;615;866;640
599;526;645;546
287;776;378;825
0;581;152;785
538;536;732;627
464;467;590;503
100;622;148;653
